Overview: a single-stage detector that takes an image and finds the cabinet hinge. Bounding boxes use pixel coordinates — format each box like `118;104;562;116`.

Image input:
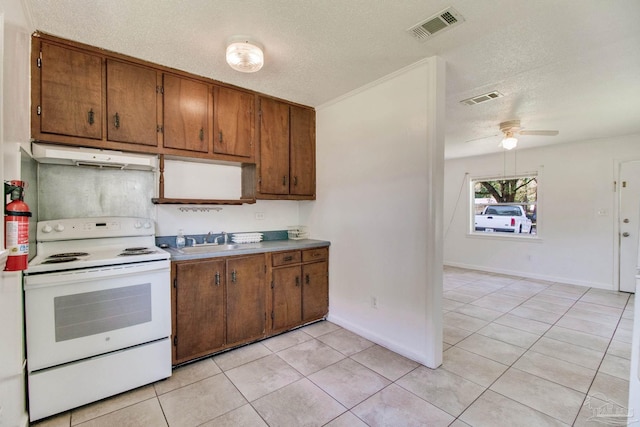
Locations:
36;105;42;116
156;86;164;94
37;53;42;68
271;281;274;289
173;335;177;346
264;264;267;273
157;125;164;133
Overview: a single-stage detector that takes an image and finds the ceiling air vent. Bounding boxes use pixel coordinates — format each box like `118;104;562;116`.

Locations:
460;91;504;106
407;7;465;41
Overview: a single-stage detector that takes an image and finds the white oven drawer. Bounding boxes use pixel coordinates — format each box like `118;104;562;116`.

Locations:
24;263;170;372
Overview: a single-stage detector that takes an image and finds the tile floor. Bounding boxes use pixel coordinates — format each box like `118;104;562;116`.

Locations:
33;267;635;427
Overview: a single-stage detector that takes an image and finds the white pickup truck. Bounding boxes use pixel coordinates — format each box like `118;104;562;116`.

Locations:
474;204;533;234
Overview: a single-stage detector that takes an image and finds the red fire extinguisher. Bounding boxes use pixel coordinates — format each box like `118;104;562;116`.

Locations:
4;180;32;271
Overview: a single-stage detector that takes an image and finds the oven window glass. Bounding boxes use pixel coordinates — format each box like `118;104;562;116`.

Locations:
54;283;152;342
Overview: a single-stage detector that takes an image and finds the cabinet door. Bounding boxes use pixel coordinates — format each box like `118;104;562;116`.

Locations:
259;98;290;195
174;260;225;362
290;106;316;196
163;74;210;153
302;261;329;323
226;255;266;345
272;266;302;331
39;42;103;139
213;86;254;158
106;60;158;146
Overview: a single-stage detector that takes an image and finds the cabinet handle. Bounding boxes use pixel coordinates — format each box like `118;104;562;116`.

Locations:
231;270;237;283
114;112;120;129
282;176;287;186
305;274;310;285
293;176;298;186
214;271;220;286
199;128;204;141
295;276;300;287
87;109;95;125
219;131;223;142
284;255;293;262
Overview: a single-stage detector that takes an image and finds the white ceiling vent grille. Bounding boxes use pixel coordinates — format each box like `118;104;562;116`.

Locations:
460;91;504;106
407;7;465;41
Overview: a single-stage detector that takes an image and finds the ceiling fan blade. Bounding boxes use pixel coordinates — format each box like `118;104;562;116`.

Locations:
519;130;559;136
465;133;500;143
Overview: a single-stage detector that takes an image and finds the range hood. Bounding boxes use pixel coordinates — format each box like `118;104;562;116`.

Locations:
32;143;157;171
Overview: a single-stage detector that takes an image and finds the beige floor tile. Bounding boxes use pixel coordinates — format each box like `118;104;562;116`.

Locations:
509;305;563;324
456;333;527;365
443;290;480;304
460;390;568;427
471;294;526;312
453;304;503;322
158;374;247;427
262;328;313;352
442;347;508;387
572;301;624;316
449;420;473;427
580;290;629;308
300;320;342;337
316;328;375;356
490;368;585;425
71;385;156;425
308;358;390;408
212;342;272;371
534;292;579;306
74;398;167;427
606;339;632;360
396;366;485;417
564;307;621;327
252;378;345;426
324;411;369;427
225;353;303;401
494;313;551;335
277;338;345;375
588;372;630;408
454;284;497;297
513;351;596;393
443;311;489;332
443;324;473;345
598;353;631;380
352;384;454;427
555;316;617;338
529;337;604;370
442;298;466;311
520;299;569;315
199;404;268;427
476;322;540;348
154;357;221;395
544;325;610;352
541;287;585;301
613;326;632;343
350;344;419;381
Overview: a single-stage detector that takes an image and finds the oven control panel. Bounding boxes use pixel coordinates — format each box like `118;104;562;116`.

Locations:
37;217;155;241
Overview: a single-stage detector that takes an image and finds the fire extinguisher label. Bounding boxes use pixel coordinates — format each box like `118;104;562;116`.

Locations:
6;220;29;255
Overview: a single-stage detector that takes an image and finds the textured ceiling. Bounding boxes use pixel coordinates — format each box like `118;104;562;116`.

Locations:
23;0;640;158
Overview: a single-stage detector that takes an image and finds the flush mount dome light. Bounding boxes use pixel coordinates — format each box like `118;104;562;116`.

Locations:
226;36;264;73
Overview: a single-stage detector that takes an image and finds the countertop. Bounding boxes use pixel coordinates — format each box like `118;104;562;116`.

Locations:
164;239;330;261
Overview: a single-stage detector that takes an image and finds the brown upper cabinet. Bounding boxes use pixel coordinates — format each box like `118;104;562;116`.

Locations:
257;97;316;199
106;60;159;147
162;74;210;154
213;86;255;158
35;41;103;140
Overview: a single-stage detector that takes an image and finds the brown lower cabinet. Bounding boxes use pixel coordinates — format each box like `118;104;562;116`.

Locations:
171;247;328;365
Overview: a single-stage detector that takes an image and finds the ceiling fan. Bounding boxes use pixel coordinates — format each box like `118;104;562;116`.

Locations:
498;120;559;150
467;120;559;150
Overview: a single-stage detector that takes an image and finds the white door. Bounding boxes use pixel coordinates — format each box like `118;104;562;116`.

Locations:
619;161;640;293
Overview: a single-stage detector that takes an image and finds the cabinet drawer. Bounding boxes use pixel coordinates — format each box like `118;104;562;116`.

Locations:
272;251;301;267
302;247;328;262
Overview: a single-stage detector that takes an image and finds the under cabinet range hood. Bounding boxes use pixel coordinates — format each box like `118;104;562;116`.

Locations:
31;143;158;171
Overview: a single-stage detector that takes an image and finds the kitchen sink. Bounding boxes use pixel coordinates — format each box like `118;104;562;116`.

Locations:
178;243;261;254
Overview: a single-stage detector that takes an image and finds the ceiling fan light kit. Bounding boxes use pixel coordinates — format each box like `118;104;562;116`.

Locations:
226;36;264;73
501;132;518;150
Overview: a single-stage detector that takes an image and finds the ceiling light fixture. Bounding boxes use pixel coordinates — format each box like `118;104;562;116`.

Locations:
500;131;518;150
226;36;264;73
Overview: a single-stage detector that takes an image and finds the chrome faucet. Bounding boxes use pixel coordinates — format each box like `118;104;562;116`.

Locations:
185;237;196;247
205;231;213;244
213;231;228;245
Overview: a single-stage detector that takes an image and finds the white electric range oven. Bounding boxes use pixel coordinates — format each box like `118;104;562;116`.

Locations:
23;217;171;421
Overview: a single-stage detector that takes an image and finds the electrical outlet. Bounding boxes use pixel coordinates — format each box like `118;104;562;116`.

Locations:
371;296;378;309
255;212;265;220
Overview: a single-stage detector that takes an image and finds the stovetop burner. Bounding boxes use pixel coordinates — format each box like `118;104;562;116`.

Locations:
42;257;80;264
124;247;148;252
119;248;157;256
48;252;90;258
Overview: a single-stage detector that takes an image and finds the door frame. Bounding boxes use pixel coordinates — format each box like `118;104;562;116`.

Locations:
614;159;640;292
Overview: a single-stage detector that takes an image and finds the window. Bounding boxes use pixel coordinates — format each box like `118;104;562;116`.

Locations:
471;175;538;236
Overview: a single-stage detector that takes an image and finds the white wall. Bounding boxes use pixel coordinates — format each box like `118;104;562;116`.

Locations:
300;57;445;368
444;133;640;289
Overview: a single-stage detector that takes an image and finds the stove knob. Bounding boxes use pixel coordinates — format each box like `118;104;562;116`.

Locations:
134;221;142;229
54;223;65;232
42;225;53;233
143;222;152;229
